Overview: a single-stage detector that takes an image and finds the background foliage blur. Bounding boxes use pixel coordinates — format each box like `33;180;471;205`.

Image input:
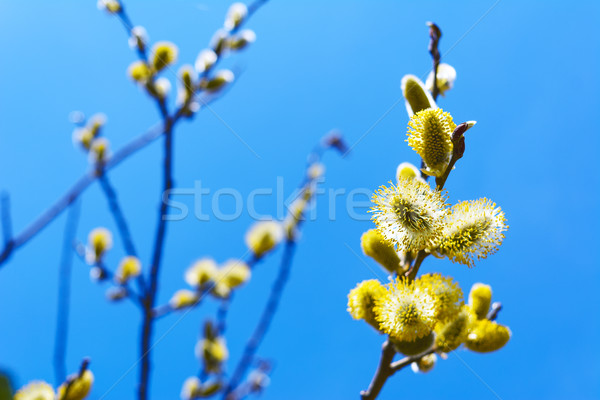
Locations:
0;1;598;399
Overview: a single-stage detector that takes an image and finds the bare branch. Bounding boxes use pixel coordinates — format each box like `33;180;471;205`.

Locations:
53;201;81;385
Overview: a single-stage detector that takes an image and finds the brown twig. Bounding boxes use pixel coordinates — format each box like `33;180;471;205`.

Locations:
427;22;442;101
360;341;396;400
405;251;429;281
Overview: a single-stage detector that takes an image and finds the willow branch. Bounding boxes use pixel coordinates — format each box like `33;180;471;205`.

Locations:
98;174;138;257
224;239;297;399
138;109;173;400
53;201;81;385
405;250;429;281
390;348;437;372
361;342;437;400
1;192;12;247
360;341;396;400
427;22;442;101
98;174;146;294
486;302;502;321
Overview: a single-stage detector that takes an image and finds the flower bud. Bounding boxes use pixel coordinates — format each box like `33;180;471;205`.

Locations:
227;29;256;51
115;256;141;284
153;77;172;99
169;289;199;310
89;266;106;282
200;70;234;92
57;369;94;400
411;353;437;373
87;228;112;263
210;29;229;56
210;282;231;299
347;279;386;330
128;26;148;52
435;305;470;352
195;49;218;74
106;286;128;302
15;381;55;400
196;336;228;372
406;108;456;177
180;377;202;400
219;259;251;289
468;283;492;319
396;162;421;181
426;63;456;97
89;137;110;165
224;3;248;31
128;61;152;83
151;41;178;72
360;229;401;274
401;74;437;117
465;319;511;353
245;221;283;258
185;258;218;288
179;65;196;97
97;0;121;13
307;162;325;180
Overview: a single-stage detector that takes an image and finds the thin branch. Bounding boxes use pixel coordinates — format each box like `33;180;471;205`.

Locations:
98;174;146;294
420;22;442;180
361;342;437;400
486;302;502;321
53;201;81;385
427;22;442;101
360;341;396;400
390;348;437;372
224;239;297;399
435;122;472;190
138;113;173;400
1;192;12;247
98;175;138;257
72;241;143;305
405;251;429;281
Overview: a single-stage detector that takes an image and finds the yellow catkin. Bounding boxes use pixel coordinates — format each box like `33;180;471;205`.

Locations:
438;198;508;267
347;280;387;329
469;283;493;319
371;178;448;252
360;229;401;273
374;277;437;342
465;319;511;353
407;108;456;177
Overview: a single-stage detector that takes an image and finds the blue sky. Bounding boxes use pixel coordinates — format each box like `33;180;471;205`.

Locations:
0;0;599;399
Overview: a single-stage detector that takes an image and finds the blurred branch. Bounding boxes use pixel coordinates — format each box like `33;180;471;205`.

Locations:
53;201;81;385
486;302;502;321
420;22;442;180
427;22;442;100
224;239;297;400
134;1;271;398
98;175;138;258
1;192;12;248
360;341;396;400
139;116;173;400
72;240;143;305
224;132;346;399
98;174;146;294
